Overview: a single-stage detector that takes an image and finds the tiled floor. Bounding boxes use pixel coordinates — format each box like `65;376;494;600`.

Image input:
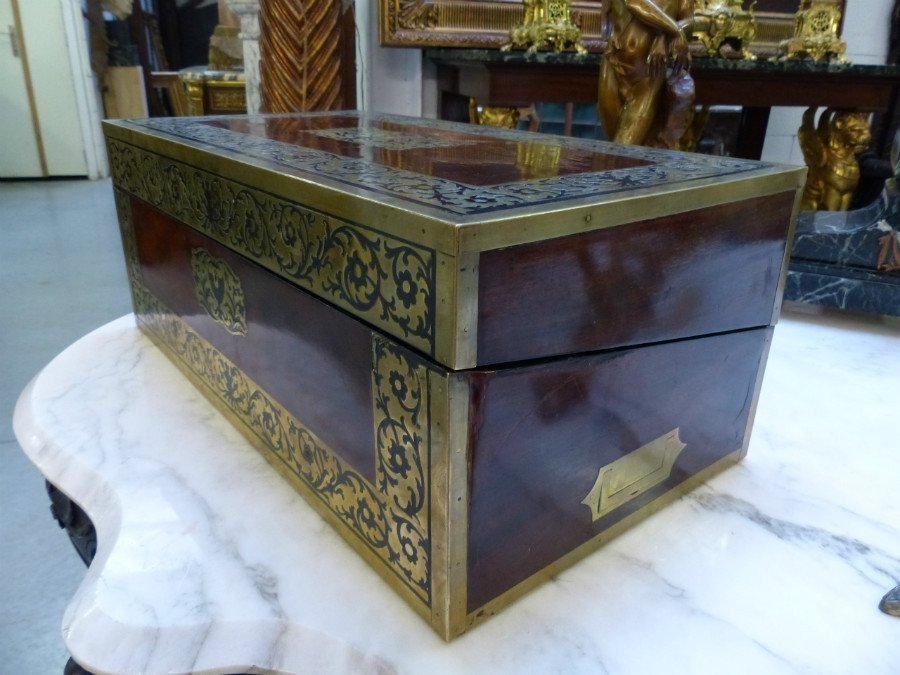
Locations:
0;179;132;673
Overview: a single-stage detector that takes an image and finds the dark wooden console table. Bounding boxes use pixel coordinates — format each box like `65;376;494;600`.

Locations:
428;49;900;159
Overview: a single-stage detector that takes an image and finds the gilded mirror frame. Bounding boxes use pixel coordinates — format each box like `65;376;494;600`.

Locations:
378;0;847;57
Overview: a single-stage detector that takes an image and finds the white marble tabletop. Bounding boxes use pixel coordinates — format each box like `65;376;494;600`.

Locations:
13;311;900;675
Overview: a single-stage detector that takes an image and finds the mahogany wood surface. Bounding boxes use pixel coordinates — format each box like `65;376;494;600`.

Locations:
130;198;378;480
466;327;772;612
477;191;795;365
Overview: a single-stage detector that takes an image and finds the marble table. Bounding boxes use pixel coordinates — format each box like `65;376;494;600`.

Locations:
13;312;900;675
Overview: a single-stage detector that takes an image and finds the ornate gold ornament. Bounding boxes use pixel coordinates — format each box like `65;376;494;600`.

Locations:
691;0;757;60
190;248;248;335
774;0;847;63
468;99;521;128
501;0;587;54
581;429;685;521
798;107;871;211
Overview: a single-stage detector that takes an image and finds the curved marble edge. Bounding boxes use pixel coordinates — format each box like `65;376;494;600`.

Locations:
12;317;412;674
12;315;900;675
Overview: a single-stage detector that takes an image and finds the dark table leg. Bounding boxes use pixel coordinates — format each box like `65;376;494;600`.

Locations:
46;481;96;566
881;584;900;616
736;106;772;160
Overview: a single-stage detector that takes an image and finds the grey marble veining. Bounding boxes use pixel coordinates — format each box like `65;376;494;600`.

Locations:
786;144;900;316
12;310;900;675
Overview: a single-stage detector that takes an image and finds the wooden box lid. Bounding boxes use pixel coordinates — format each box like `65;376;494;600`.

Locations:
103;112;805;369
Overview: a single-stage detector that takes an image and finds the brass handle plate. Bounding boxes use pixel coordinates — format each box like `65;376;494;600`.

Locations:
582;428;686;521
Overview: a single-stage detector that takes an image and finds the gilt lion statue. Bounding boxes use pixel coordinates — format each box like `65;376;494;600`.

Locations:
799;107;872;211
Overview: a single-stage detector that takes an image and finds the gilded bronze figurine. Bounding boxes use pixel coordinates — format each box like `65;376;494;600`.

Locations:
598;0;695;147
798;107;872;211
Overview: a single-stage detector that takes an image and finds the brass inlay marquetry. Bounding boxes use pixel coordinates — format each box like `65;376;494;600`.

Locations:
108;140;436;356
582;429;686;521
190;247;248;335
114;189;432;605
372;336;431;596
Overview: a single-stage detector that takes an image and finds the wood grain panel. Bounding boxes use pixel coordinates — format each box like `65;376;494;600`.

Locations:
130;198;377;480
477;191;794;365
466;327;772;612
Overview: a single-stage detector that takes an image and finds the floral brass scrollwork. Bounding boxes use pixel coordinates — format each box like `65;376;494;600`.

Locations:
115;190;432;604
373;336;430;594
190;248;248;335
107;140;436;355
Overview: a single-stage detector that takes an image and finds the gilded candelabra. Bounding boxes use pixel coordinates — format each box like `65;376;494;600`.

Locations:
502;0;587;54
774;0;847;63
691;0;757;60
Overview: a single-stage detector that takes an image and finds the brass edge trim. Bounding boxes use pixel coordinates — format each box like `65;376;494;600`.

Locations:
771;185;807;324
739;328;775;461
446;375;471;638
458;169;807;253
102;122;460;255
428;369;451;636
434;251;458;372
458;448;745;637
11;0;48;177
453;252;480;370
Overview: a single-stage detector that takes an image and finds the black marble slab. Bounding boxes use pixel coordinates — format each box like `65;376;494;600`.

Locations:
785;261;900;316
785;143;900;317
426;49;900;77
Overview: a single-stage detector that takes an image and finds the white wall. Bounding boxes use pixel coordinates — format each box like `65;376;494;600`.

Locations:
761;0;893;165
355;2;423;115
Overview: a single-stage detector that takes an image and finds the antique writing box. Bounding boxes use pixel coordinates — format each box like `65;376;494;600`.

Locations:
103;112;805;639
